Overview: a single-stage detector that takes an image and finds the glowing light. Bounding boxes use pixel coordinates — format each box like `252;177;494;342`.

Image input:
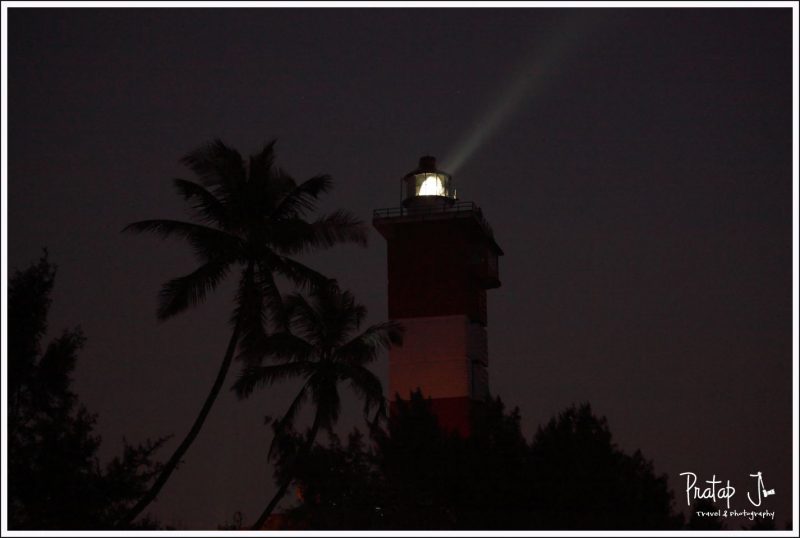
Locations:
418;174;446;196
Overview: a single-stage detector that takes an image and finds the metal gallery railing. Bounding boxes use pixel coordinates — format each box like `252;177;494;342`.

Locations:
373;200;479;220
373;200;498;242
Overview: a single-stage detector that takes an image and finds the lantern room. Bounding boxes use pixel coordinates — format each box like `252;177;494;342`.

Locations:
401;155;456;207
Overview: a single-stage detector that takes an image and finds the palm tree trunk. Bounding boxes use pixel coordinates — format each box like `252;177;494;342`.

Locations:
251;411;322;530
118;318;243;528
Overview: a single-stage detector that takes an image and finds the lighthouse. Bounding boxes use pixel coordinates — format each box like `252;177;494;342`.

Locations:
373;156;503;436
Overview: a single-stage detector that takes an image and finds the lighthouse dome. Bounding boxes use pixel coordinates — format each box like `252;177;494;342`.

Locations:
401;155;456;208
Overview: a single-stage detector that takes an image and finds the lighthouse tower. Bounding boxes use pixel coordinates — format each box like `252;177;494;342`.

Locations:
373;156;503;436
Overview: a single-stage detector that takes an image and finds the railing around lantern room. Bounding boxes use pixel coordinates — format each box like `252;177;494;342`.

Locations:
373;200;478;220
373;200;499;252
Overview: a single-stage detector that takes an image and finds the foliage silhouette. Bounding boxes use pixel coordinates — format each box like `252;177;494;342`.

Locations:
8;252;165;530
121;139;367;525
266;392;684;530
233;281;403;529
527;404;682;529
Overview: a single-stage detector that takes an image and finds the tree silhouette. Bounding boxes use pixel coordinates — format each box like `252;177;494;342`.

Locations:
8;253;165;530
528;403;682;529
233;282;402;529
121;139;367;525
266;393;684;530
271;428;386;529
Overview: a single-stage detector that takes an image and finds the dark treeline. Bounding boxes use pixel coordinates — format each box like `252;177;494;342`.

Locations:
239;392;684;530
237;393;785;531
7;253;165;530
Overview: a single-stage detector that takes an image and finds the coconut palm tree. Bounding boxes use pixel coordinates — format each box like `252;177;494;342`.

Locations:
233;282;403;529
120;139;367;526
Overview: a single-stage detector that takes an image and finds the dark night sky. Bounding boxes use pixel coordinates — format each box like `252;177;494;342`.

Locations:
8;7;794;528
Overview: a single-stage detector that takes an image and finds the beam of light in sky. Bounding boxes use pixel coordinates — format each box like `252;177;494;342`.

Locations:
442;14;601;177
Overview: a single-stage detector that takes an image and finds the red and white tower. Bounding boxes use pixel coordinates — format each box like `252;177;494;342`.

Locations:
373;156;503;436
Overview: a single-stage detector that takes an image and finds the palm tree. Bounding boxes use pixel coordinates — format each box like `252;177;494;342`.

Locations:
120;139;367;526
233;282;403;529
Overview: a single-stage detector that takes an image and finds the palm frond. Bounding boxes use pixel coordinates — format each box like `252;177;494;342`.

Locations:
330;287;367;338
236;332;314;365
334;321;404;366
156;259;232;320
270;210;368;255
247;140;278;184
180;140;248;223
255;262;290;332
232;362;312;399
308;284;367;348
247;141;296;214
122;219;240;262
268;381;311;460
306;210;368;248
172;179;231;229
339;362;386;421
270;255;331;291
271;174;333;219
180;139;245;189
282;292;325;345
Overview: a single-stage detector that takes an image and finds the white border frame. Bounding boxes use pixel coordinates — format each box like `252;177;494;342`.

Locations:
1;1;797;536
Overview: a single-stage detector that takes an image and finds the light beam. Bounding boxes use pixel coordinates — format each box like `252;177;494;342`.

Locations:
443;14;601;176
